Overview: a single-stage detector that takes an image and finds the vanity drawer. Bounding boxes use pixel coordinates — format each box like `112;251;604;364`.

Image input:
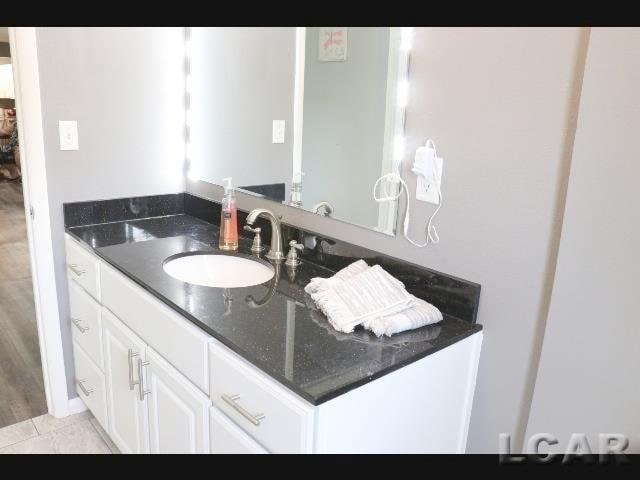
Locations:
100;262;212;394
73;340;108;431
65;234;101;300
209;342;314;454
210;406;268;454
68;279;103;369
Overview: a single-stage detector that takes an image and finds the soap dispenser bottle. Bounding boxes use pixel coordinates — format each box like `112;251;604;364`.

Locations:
219;177;238;251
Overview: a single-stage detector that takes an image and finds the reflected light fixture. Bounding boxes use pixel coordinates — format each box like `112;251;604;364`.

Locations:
184;27;194;181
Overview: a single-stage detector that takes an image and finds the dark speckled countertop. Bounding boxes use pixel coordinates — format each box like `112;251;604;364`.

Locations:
66;211;482;405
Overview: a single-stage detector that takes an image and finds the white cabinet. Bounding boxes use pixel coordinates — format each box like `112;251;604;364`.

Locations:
72;340;108;430
68;239;213;454
100;262;212;394
146;348;210;454
65;234;101;300
67;235;483;454
313;333;483;453
210;407;267;454
102;307;150;454
210;342;314;454
102;307;211;454
69;278;103;368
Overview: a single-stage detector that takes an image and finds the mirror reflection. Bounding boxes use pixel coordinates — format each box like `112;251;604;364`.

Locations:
189;27;410;235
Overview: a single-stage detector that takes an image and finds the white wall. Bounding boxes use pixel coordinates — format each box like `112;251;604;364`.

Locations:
301;27;390;228
189;27;588;452
35;27;184;395
525;28;640;453
190;27;295;195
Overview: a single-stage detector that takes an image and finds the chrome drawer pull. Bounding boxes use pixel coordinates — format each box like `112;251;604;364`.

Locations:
68;263;86;276
77;379;94;396
128;348;140;390
137;358;151;401
221;393;266;426
71;317;89;333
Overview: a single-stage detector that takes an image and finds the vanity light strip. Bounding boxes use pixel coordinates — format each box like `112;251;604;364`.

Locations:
393;27;413;165
184;27;197;181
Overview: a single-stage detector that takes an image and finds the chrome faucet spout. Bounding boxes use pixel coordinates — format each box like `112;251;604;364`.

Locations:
245;208;284;261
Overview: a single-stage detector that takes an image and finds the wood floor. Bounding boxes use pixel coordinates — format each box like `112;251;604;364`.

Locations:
0;180;47;429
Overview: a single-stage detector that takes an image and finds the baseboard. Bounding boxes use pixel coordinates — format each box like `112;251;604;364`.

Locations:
67;396;88;415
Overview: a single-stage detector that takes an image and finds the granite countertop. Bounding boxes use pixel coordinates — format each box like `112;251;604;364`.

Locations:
67;213;482;405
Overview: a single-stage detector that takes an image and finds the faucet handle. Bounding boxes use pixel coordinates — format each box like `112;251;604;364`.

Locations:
285;240;304;267
289;239;303;250
244;225;266;254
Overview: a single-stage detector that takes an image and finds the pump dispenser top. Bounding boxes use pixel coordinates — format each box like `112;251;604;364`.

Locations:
223;177;233;195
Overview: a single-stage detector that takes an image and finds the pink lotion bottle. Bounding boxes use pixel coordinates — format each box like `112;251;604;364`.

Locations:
219;177;238;251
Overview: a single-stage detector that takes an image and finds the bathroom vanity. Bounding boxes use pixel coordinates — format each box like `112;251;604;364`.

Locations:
63;193;482;454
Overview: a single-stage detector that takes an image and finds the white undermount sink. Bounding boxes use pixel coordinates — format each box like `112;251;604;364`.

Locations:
163;252;275;288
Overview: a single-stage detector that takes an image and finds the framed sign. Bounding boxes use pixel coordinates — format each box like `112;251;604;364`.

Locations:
318;27;347;62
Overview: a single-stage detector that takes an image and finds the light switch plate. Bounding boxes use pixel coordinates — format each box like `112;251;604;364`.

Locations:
59;120;79;150
272;120;285;144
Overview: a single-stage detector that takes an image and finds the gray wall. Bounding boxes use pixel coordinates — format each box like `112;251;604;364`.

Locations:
190;27;295;196
189;27;588;452
35;27;185;395
525;28;640;453
301;27;389;228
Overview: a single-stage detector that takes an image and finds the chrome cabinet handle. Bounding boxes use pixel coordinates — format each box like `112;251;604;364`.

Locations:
77;379;94;396
128;348;139;390
71;317;89;333
221;393;265;426
137;358;151;401
68;263;86;276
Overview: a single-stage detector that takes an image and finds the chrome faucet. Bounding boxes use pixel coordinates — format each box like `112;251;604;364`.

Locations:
245;208;284;261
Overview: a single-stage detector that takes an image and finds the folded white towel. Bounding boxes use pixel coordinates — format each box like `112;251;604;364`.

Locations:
305;260;443;336
304;259;369;295
362;297;443;337
307;264;413;333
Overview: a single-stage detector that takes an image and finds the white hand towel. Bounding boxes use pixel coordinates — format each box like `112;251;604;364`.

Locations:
362;297;443;337
305;260;442;337
304;259;369;295
305;260;443;336
307;264;413;333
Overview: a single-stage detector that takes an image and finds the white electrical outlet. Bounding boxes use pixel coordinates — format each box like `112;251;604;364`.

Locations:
59;121;79;150
272;120;285;144
415;157;443;205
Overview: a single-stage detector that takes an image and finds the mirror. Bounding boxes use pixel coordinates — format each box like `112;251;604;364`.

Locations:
188;27;411;235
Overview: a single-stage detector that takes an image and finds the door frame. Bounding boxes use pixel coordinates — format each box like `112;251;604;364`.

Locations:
8;27;74;418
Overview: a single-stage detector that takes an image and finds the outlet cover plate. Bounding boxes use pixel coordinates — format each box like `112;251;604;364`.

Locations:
416;158;443;205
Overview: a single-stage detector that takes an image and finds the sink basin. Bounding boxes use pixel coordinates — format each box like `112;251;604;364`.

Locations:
163;252;275;288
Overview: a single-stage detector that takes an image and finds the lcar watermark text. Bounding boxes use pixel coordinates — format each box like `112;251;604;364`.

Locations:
499;433;630;464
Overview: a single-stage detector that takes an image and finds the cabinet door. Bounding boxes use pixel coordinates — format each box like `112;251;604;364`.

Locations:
146;348;211;454
210;407;268;454
102;307;150;454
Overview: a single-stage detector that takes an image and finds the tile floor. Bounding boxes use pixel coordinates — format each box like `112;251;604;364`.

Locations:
0;410;119;454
